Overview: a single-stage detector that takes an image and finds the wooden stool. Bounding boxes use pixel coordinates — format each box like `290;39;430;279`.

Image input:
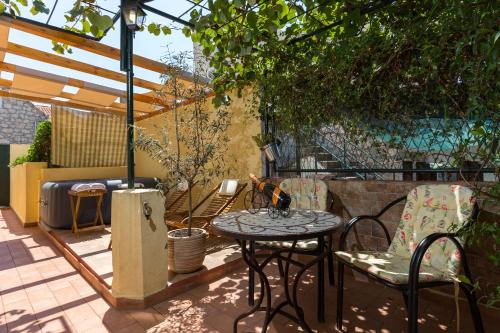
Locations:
68;189;107;238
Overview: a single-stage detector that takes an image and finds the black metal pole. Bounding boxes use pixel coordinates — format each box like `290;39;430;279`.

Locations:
120;1;135;190
263;103;270;178
126;28;135;189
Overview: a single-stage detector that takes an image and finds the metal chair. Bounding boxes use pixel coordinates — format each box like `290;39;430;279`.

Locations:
248;177;336;323
335;184;484;333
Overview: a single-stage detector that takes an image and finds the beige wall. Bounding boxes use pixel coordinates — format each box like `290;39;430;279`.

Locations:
40;166;127;183
10;164;127;226
9;144;30;163
10;162;47;225
135;88;262;209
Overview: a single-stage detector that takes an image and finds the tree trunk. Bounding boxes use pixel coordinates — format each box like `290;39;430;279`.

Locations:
187;182;192;237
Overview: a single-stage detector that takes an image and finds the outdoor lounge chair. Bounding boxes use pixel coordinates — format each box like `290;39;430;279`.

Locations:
165;180;247;231
335;184;484;333
163;182;198;217
248;177;335;322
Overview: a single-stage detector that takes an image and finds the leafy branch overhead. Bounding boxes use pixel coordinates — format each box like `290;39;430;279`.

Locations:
0;0;174;54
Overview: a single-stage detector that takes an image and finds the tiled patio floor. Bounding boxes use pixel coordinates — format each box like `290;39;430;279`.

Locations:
1;208;498;332
46;227;240;287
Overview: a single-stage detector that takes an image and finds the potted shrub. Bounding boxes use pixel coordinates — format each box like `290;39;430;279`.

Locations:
135;51;230;273
252;133;280;162
9;120;52;225
9;120;51;167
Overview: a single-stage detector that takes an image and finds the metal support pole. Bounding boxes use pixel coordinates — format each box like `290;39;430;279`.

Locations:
126;29;135;189
263;105;270;178
295;132;301;176
120;5;135;189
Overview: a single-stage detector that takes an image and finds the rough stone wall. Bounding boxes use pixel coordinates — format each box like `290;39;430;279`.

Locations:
327;179;500;298
0;98;48;144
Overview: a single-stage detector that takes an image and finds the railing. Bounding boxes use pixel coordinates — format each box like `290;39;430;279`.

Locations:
273;118;497;182
312;127;384;179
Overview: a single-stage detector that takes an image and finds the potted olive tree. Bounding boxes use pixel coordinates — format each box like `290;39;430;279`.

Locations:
135;51;230;273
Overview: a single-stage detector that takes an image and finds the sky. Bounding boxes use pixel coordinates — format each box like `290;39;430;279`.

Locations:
4;0;202;93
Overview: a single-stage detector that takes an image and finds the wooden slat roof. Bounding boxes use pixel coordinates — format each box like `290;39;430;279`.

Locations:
0;14;199;118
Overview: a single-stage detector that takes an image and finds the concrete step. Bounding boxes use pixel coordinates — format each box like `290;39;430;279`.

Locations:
315;152;334;161
301;146;324;155
321;160;342;169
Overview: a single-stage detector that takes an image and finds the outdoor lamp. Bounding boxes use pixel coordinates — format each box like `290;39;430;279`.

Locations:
122;0;146;31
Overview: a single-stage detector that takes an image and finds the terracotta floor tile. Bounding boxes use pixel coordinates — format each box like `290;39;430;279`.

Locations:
101;309;137;332
52;286;82;307
153;295;196;316
37;312;76;333
112;322;146;333
125;308;165;330
1;289;29;305
1;208;498;333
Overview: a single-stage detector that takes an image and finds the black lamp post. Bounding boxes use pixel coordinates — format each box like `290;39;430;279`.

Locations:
120;0;146;189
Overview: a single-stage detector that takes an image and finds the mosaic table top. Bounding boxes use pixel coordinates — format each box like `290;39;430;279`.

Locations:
211;210;342;241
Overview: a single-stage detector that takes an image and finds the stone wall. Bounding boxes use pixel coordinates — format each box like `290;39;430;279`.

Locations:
326;179;500;298
0;98;48;144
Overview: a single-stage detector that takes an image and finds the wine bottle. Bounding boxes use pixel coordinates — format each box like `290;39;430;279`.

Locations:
249;174;291;210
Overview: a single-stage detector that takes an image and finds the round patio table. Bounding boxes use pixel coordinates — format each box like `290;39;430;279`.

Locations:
211;210;341;333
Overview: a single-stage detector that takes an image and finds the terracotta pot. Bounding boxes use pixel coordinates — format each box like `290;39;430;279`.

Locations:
167;228;207;273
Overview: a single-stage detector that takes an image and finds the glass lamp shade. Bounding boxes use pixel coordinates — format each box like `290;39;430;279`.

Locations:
122;2;146;30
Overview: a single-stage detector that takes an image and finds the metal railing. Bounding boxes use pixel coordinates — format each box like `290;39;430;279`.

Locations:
274;118;497;182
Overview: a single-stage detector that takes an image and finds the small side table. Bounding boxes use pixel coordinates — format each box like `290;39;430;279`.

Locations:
68;189;107;238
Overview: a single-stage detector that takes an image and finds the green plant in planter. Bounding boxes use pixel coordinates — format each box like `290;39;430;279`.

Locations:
134;51;230;273
252;133;273;149
10;120;51;167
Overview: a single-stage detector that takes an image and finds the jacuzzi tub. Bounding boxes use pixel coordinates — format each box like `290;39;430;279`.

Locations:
39;177;159;229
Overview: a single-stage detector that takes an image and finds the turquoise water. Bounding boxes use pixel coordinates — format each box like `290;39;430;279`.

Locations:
377;118;492;151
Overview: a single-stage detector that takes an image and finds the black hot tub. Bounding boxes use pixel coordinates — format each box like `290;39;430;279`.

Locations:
40;177;159;229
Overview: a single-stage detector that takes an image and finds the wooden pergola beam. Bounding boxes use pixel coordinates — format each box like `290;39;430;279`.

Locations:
135;92;215;121
0;78;13;87
0;24;8;62
0;90;145;117
0;62;160;107
4;42;163;92
0;15;196;84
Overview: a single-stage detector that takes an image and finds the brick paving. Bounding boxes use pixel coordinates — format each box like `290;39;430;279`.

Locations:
1;208;498;333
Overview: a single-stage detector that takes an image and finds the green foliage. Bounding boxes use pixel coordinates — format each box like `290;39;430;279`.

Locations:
189;0;499;304
3;0;174;54
0;0;49;16
252;133;273;148
10;120;51;167
134;51;230;237
189;1;498;125
146;23;171;36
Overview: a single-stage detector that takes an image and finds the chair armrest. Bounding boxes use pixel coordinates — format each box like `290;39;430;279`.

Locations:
374;196;407;218
338;216;390;250
408;233;470;288
338;196;407;251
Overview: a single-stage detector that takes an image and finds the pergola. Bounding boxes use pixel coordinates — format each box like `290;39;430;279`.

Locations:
0;14;196;121
0;1;214;187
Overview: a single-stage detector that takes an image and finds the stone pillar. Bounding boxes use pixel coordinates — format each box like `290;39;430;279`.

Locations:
111;189;168;299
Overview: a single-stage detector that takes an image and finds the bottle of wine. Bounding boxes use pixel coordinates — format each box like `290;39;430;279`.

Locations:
249;174;291;210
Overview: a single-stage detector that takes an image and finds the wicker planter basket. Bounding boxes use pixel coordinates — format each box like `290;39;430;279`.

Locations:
167;228;208;273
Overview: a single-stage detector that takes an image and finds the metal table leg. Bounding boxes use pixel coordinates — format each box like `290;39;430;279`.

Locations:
234;236;333;333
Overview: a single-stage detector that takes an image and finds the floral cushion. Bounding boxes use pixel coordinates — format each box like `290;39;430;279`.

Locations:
335;251;455;284
279;178;328;211
336;185;475;284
